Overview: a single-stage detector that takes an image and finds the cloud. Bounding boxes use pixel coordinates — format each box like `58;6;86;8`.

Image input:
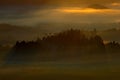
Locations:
87;4;109;9
0;6;46;20
1;8;120;26
0;5;120;26
110;3;120;9
111;3;120;6
0;0;120;6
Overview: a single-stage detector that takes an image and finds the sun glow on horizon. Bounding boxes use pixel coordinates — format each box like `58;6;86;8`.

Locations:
62;8;101;13
111;3;120;6
56;8;116;14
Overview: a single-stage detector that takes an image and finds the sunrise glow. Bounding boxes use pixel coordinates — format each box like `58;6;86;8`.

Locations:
57;8;112;13
111;3;120;6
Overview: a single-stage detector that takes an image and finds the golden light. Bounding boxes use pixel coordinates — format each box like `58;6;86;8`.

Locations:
56;8;112;14
111;3;120;6
62;8;100;13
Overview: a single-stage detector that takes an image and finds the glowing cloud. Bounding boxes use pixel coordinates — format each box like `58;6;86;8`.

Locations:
56;8;118;14
111;3;120;6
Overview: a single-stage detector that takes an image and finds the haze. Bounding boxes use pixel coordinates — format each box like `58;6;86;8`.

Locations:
0;0;120;27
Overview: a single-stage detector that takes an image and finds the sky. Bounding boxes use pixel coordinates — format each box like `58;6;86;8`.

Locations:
0;0;120;6
0;0;120;26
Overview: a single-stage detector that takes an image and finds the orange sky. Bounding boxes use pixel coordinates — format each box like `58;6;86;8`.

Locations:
0;0;120;6
0;0;120;26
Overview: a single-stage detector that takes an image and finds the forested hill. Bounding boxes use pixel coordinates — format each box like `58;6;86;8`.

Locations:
1;23;120;45
6;29;120;63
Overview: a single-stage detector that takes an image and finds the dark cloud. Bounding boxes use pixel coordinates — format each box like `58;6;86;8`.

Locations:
0;6;38;20
0;0;120;6
0;0;120;26
87;4;109;9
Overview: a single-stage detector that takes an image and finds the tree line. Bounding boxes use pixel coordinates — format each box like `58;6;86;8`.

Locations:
7;29;120;62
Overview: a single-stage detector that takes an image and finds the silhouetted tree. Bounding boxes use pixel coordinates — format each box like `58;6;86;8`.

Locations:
106;41;120;53
7;29;109;62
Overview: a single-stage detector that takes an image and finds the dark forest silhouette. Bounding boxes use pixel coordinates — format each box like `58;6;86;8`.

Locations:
7;29;120;63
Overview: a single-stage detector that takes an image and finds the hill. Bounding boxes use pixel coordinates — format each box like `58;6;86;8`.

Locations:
6;29;107;63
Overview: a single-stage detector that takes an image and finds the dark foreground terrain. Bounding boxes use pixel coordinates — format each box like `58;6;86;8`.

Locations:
0;62;120;80
0;29;120;80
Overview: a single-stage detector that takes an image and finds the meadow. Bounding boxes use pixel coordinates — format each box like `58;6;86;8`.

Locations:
0;62;120;80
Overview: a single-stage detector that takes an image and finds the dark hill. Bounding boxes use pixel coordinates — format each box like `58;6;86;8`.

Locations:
6;29;107;63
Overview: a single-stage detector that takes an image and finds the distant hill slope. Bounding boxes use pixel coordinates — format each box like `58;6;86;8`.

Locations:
0;24;42;45
6;29;107;63
98;28;120;43
0;23;120;45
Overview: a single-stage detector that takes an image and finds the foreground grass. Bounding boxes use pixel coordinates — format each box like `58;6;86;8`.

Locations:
0;64;120;80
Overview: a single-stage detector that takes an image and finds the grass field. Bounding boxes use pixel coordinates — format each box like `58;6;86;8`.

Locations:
0;63;120;80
